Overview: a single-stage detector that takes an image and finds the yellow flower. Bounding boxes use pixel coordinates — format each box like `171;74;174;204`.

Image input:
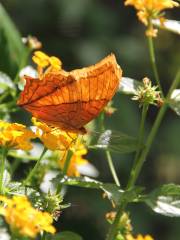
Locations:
59;139;89;177
32;51;62;78
32;117;77;151
124;0;179;37
0;195;56;238
0;121;36;150
126;234;154;240
32;51;49;68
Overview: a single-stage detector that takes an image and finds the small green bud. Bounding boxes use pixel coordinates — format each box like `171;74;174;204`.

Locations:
132;77;163;107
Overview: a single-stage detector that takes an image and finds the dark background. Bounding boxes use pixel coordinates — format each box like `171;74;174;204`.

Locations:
1;0;180;239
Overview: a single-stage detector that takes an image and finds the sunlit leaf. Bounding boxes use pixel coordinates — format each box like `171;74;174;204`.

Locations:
49;231;83;240
152;19;180;35
119;77;142;95
145;184;180;217
55;176;142;205
59;176;102;189
2;169;11;187
0;3;25;77
169;89;180;116
0;227;10;239
6;182;38;197
90;130;138;153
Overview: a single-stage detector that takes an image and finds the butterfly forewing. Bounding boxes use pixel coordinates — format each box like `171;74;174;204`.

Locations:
18;54;122;133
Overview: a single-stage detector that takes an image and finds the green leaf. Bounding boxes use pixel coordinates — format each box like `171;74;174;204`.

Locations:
100;183;123;204
90;130;139;154
0;71;15;94
145;184;180;217
0;3;25;78
49;231;83;240
6;181;38;197
169;89;180;116
58;176;102;189
152;19;180;35
55;176;142;205
119;77;142;95
101;184;143;205
2;169;11;187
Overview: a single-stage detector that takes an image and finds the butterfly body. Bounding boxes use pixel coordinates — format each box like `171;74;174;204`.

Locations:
17;54;122;134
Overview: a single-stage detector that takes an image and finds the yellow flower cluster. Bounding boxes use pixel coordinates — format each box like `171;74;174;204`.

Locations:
32;117;77;151
126;234;154;240
32;51;62;78
59;139;89;177
0;118;77;152
0;121;36;150
32;118;90;176
125;0;179;37
0;195;56;238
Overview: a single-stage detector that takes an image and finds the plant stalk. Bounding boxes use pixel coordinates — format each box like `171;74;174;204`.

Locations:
56;149;73;194
100;112;121;186
105;150;120;186
147;35;164;97
62;150;73;175
106;202;126;240
24;147;47;186
41;232;47;240
127;104;148;189
0;148;8;194
106;70;180;240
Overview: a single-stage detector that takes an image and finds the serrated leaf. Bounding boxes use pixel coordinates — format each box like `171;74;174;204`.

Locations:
145;184;180;217
0;3;25;77
91;130;138;154
169;89;180;116
119;77;142;95
6;181;38;197
152;19;180;35
49;231;83;240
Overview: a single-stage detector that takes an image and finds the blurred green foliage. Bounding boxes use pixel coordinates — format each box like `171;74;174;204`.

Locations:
0;0;180;239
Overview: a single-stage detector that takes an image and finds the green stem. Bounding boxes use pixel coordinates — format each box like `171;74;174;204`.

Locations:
62;150;73;175
99;112;105;132
0;148;8;194
127;104;167;188
11;157;21;176
135;104;148;160
127;104;148;189
129;69;179;188
106;70;180;240
23;147;47;186
106;202;126;240
56;150;73;194
147;36;164;97
41;232;47;240
99;112;121;186
105;150;120;186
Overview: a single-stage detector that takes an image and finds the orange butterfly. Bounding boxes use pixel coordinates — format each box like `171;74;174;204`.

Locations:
17;53;122;134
